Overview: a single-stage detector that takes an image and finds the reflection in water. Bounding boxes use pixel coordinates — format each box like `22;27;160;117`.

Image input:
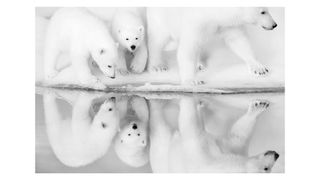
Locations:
36;89;284;173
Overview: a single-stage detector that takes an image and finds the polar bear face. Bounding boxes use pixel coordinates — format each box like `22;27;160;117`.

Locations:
92;97;119;130
91;45;118;79
244;7;277;30
246;150;280;173
118;26;144;52
114;120;149;167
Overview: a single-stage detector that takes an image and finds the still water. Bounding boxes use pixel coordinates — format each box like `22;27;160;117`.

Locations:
36;88;284;173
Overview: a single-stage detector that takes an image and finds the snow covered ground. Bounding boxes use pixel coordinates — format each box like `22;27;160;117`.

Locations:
35;8;284;92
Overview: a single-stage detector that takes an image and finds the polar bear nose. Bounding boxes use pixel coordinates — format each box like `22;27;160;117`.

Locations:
272;23;277;29
264;150;279;161
132;123;138;130
130;45;136;51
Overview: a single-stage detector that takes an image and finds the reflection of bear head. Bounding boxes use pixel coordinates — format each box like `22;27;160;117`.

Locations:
114;120;149;167
246;150;280;173
118;26;144;52
52;96;120;167
243;7;277;30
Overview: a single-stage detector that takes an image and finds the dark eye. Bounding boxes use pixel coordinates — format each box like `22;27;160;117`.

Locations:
264;167;269;171
100;49;105;54
108;108;112;111
108;65;112;68
261;11;266;15
126;38;129;41
101;122;106;128
135;37;138;40
128;134;131;136
137;133;140;136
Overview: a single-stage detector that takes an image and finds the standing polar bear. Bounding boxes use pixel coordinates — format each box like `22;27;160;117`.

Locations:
147;7;278;85
43;8;119;87
148;97;279;173
111;8;148;74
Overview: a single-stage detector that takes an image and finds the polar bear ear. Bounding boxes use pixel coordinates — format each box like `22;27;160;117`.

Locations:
138;26;144;33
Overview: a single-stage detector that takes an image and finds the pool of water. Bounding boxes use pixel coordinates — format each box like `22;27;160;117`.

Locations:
35;88;284;173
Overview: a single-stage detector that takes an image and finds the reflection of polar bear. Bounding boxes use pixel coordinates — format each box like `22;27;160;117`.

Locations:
43;91;120;167
43;8;119;87
149;97;279;173
111;8;148;74
147;7;277;85
114;96;149;167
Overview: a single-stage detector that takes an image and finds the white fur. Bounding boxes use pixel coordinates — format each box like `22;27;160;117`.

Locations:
147;7;277;85
43;8;119;87
111;8;148;74
43;92;120;167
149;98;279;172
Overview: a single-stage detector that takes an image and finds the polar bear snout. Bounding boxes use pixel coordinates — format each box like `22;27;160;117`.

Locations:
132;123;138;130
264;150;280;161
130;45;136;51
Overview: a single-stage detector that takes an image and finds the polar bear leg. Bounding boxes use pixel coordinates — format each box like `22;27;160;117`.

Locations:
43;92;63;125
147;30;170;72
43;41;60;80
223;28;269;76
149;99;171;172
71;55;105;88
130;42;148;73
116;48;130;76
226;100;270;154
130;97;149;122
177;34;204;85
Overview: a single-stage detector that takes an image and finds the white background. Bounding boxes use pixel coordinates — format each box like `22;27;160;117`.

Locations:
0;0;320;179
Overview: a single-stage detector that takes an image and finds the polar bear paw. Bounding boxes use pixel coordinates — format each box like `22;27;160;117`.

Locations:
149;64;168;72
117;68;130;76
248;100;270;116
130;61;146;73
249;63;269;76
197;63;205;71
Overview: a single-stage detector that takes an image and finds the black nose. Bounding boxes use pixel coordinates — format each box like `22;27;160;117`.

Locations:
272;23;277;29
130;45;136;50
132;123;138;130
264;151;279;161
110;76;115;79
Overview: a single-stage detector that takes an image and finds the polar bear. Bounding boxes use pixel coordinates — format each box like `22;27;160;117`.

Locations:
43;8;119;87
147;7;278;85
43;91;120;167
114;96;149;167
111;8;148;74
148;97;279;173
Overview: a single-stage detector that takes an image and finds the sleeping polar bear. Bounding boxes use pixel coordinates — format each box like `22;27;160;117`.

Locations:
43;91;120;167
148;97;279;173
147;7;277;85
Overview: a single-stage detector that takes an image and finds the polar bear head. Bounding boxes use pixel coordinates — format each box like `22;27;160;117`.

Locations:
91;97;120;131
243;7;277;30
90;43;119;79
117;26;144;52
114;120;149;167
246;150;280;173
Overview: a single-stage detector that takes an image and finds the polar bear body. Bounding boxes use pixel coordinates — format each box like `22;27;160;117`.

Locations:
44;94;120;167
111;8;148;74
147;7;277;84
43;8;118;85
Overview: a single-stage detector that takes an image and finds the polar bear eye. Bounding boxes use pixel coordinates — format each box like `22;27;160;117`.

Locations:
100;49;105;54
126;38;129;41
108;108;112;111
135;37;138;40
108;65;112;68
264;167;269;171
101;122;107;128
261;11;266;15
